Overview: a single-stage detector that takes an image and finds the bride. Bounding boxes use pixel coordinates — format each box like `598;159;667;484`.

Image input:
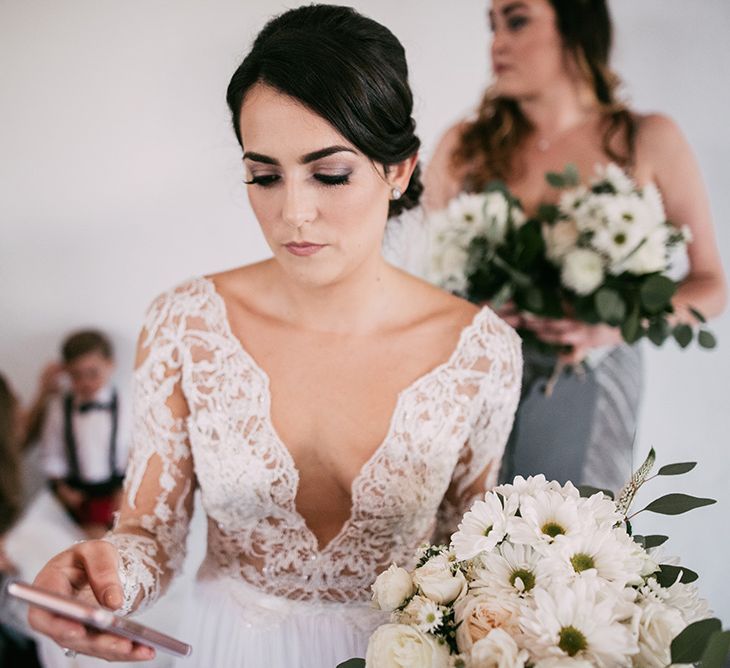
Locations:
28;5;522;666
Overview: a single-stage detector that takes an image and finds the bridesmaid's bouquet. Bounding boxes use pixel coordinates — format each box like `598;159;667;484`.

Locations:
426;163;716;356
338;451;729;668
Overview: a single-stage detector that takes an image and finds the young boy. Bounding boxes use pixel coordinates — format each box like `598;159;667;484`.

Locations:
32;330;130;534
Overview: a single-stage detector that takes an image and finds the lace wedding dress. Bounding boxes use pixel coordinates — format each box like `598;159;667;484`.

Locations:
104;276;521;667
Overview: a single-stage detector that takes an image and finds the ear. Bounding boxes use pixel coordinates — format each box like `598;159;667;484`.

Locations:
388;153;419;194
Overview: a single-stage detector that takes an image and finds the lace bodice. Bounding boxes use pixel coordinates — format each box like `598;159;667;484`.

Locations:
106;277;521;613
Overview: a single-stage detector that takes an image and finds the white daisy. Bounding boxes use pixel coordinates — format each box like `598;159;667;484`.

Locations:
509;489;585;546
638;577;712;626
576;491;623;530
412;597;445;634
451;494;513;561
541;527;646;589
471;543;548;598
493;474;563;505
520;579;639;666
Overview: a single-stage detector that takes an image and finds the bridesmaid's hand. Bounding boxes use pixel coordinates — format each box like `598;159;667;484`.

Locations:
28;540;155;662
490;300;524;329
521;315;623;365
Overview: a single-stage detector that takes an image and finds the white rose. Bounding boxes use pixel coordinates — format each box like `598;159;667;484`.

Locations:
543;219;579;262
455;594;520;653
365;623;451;668
372;564;416;612
470;628;528;668
561;248;605;295
633;600;686;668
413;555;468;605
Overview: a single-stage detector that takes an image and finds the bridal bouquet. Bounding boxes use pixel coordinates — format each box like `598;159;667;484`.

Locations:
338;451;729;667
426;163;716;354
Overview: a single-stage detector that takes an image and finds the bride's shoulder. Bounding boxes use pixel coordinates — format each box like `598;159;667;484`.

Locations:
405;278;520;355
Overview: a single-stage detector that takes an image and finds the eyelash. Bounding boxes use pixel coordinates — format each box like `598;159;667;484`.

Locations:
489;15;529;32
243;174;351;188
507;16;528;31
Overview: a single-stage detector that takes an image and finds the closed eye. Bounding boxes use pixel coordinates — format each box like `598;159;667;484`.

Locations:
314;173;350;186
244;174;280;187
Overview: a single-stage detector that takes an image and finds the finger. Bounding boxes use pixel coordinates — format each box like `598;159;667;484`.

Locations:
55;631;156;663
77;541;124;610
29;560;88;640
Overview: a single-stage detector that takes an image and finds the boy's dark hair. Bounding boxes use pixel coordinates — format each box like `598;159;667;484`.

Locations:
61;330;114;363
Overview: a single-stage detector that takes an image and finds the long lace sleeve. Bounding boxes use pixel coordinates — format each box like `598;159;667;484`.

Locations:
434;319;522;544
104;289;195;615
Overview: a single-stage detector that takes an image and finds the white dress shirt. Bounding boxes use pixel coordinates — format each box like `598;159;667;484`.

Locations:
40;384;131;484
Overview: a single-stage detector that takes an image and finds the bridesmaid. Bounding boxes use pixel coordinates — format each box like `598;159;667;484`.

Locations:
424;0;726;491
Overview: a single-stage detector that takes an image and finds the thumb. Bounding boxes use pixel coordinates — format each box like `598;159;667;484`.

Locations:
77;541;125;610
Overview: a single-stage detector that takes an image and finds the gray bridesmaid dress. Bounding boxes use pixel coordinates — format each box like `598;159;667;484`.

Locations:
497;344;642;493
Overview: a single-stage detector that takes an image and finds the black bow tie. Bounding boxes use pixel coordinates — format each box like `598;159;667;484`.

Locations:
77;401;113;414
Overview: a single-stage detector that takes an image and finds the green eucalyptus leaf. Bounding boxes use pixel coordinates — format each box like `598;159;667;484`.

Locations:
491;283;515;310
621;308;641;344
337;659;366;668
657;564;699;587
670;618;722;664
642;493;716;515
640;275;677;313
699;629;730;667
657;462;697;476
689;306;707;324
673;323;693;348
537;203;560;222
564;163;580;186
647;318;671;346
643;534;669;549
698;330;718;349
595;288;626;325
616;447;655;516
578;485;615;500
546;172;566;188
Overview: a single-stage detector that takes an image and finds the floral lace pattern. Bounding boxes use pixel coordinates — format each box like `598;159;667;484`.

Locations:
105;277;521;612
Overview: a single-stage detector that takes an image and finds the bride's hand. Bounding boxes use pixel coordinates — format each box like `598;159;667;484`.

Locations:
521;315;623;365
28;540;155;662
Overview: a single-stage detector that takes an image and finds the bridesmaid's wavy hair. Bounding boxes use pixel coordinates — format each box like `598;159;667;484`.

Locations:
454;0;636;187
226;4;423;217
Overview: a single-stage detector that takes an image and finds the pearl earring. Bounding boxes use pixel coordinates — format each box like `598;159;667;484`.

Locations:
391;186;402;201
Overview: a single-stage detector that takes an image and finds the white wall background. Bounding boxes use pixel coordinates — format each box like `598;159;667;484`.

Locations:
1;0;728;622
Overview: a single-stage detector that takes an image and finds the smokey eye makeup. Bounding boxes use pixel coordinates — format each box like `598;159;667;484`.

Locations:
243;165;354;188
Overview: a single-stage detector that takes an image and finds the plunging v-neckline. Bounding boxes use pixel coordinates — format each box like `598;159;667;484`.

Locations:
200;275;487;554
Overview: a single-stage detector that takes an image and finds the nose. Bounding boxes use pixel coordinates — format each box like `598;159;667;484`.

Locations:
491;28;508;58
282;181;316;229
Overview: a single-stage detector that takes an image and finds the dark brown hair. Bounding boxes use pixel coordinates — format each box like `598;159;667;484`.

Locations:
0;373;21;534
61;330;114;363
226;4;423;217
453;0;635;188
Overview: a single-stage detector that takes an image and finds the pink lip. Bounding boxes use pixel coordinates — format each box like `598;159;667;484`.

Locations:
493;63;511;74
284;242;327;257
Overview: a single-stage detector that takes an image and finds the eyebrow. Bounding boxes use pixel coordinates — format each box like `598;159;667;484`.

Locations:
502;1;528;15
243;145;357;165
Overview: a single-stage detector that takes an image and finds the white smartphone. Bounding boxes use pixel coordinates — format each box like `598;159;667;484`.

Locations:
6;580;192;658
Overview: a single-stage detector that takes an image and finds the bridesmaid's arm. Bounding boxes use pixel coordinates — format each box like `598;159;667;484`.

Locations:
639;113;727;320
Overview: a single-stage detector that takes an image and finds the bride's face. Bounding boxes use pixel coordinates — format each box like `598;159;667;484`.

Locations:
489;0;567;99
239;83;392;287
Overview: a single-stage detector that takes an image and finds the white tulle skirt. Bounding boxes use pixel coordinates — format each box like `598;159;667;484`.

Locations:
174;578;387;667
